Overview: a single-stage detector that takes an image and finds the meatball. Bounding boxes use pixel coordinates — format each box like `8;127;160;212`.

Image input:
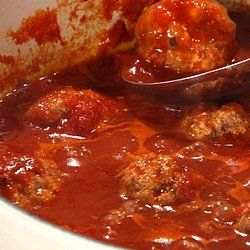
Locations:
25;88;118;133
119;153;206;206
135;0;237;73
234;213;250;233
181;103;249;141
0;149;63;209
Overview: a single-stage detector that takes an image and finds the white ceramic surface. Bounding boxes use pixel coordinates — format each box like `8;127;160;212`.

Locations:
0;198;117;250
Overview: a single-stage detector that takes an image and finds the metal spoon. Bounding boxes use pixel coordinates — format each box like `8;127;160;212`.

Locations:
123;58;250;88
122;58;250;102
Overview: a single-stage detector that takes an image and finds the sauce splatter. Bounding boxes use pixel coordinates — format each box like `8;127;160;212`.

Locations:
8;8;61;45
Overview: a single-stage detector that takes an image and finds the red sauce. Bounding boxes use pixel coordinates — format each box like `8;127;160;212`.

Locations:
0;11;249;250
0;66;249;249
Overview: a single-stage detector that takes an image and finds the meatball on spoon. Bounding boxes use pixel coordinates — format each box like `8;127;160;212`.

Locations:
122;0;250;92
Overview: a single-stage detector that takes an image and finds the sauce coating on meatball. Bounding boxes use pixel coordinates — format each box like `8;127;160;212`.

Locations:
135;0;237;73
180;103;249;141
25;88;119;134
119;153;206;206
0;147;64;209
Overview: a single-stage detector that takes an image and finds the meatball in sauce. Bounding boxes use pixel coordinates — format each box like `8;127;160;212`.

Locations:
180;103;249;141
25;88;120;134
119;153;206;206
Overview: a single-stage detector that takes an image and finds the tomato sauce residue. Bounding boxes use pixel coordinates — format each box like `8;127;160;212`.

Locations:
8;8;61;45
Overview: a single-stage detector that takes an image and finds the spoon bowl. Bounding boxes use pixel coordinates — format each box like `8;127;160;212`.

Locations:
122;58;250;103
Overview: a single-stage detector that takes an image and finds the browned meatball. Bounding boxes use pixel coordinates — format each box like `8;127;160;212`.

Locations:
234;213;250;233
135;0;237;73
119;153;206;206
25;88;118;133
180;103;249;141
0;149;64;209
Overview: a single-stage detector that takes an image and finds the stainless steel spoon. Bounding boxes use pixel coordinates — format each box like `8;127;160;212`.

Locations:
123;58;250;88
122;58;250;102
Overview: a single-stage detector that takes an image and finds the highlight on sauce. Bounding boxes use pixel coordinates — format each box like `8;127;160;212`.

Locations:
0;1;249;250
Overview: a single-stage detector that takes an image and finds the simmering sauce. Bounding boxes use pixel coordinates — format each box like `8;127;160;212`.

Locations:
0;12;249;250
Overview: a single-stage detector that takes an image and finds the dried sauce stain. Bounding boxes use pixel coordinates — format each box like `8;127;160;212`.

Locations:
8;8;61;45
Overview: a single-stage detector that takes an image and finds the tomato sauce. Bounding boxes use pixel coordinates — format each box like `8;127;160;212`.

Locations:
0;12;249;250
